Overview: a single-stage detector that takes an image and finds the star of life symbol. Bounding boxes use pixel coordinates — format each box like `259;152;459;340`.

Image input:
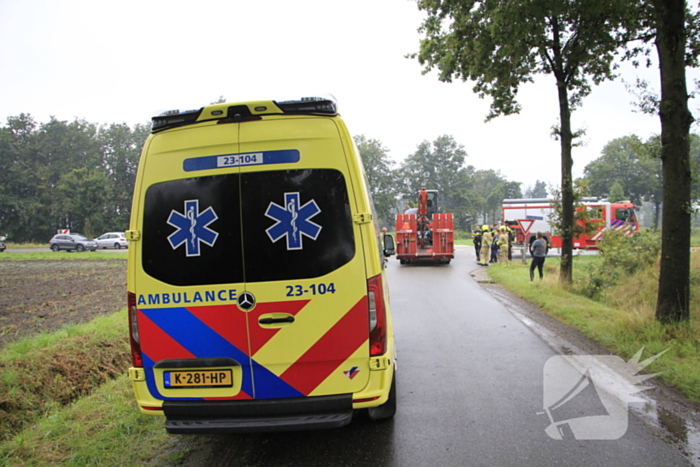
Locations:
539;347;667;440
265;192;322;250
167;200;218;257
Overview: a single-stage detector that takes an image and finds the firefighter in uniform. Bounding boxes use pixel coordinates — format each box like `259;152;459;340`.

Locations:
490;226;499;263
472;226;482;263
498;226;510;265
480;225;492;266
507;225;514;260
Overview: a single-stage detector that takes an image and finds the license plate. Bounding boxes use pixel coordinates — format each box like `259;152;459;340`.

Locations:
164;369;233;388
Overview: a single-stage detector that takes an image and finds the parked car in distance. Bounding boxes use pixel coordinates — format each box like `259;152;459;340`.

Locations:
49;233;98;252
0;240;5;252
95;232;128;249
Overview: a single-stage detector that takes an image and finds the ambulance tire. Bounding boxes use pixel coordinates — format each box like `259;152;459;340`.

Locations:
367;370;397;421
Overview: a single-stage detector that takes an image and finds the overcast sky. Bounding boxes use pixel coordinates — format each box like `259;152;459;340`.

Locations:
1;0;697;192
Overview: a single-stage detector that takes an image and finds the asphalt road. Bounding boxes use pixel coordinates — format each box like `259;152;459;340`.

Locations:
179;246;692;466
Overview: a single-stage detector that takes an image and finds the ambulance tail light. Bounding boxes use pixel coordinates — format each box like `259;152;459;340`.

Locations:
128;292;143;367
367;275;387;356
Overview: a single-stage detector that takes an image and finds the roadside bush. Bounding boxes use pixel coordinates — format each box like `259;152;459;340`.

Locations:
574;229;661;299
454;229;472;241
598;229;661;273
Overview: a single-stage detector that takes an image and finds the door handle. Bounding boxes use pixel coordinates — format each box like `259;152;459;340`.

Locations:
259;316;295;324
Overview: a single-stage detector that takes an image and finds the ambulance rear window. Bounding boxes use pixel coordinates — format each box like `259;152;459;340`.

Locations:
142;169;355;286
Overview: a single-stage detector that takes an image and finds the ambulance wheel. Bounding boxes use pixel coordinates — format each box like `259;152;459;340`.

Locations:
399;259;407;265
367;370;396;421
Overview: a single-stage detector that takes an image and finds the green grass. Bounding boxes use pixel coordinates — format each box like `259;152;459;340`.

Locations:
0;375;180;467
4;243;46;250
0;311;195;467
0;311;130;441
488;256;700;404
692;227;700;246
0;251;127;261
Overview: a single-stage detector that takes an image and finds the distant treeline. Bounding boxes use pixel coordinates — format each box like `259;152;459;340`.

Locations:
0;114;150;242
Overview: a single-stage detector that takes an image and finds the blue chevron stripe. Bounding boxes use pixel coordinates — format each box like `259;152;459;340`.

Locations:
142;307;303;399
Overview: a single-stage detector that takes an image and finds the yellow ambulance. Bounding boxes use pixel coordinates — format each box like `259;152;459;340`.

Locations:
126;97;397;433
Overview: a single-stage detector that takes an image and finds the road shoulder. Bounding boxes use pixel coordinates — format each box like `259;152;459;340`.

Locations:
471;264;700;466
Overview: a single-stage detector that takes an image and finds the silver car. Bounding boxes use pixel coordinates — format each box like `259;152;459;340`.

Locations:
49;233;98;252
95;232;129;249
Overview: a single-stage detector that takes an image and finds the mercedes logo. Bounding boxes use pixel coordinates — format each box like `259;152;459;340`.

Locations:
238;292;256;311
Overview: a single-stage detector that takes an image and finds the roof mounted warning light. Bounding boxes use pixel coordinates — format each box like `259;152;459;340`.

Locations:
275;96;338;115
151;108;202;133
150;96;338;133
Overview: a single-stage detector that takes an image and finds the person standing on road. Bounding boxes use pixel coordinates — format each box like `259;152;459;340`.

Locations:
529;232;548;281
498;226;510;265
489;226;499;263
472;226;482;263
480;225;492;266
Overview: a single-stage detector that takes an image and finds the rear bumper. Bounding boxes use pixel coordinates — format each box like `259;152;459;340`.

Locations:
162;394;353;434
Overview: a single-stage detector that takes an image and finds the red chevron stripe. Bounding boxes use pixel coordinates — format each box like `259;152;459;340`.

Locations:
280;297;369;395
187;304;249;355
204;392;253;401
138;311;195;362
188;300;310;356
139;311;253;400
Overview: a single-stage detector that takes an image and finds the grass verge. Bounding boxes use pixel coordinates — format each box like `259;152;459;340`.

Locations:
0;374;181;467
487;256;700;404
3;243;46;250
0;311;130;441
0;251;127;261
0;310;196;467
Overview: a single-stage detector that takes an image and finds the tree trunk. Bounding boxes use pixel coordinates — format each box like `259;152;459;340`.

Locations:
652;0;692;323
558;85;575;285
552;17;574;285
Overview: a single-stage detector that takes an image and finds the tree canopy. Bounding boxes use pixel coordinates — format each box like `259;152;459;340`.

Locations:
413;0;641;284
525;180;548;198
355;133;522;231
0;115;149;242
354;135;398;228
584;135;660;207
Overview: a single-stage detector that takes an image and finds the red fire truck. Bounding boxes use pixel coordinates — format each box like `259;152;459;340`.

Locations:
501;198;639;249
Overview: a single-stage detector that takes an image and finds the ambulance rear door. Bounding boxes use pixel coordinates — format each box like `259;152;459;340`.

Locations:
236;116;372;400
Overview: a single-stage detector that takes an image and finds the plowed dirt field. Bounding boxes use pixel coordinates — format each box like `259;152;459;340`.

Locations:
0;260;126;348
